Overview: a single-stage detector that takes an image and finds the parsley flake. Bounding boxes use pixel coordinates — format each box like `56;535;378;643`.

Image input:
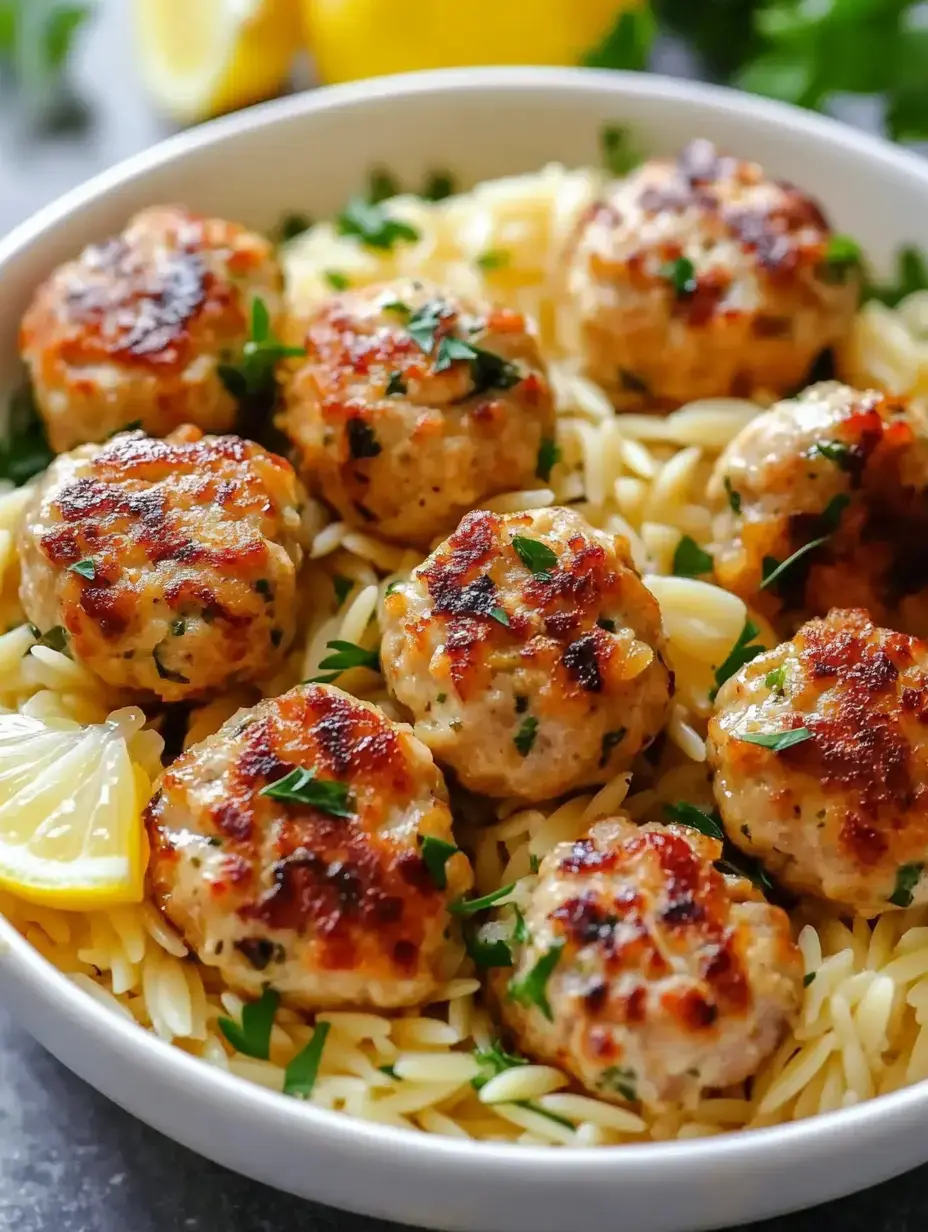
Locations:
273;213;312;244
890;862;924;909
260;768;354;818
67;559;95;580
619;368;651;395
346;418;382;459
476;249;510;271
723;476;742;514
737;726;812;752
599;728;626;767
765;667;786;693
336;196;420;250
535;437;561;483
811;441;854;471
422;170;456;201
218;987;279;1059
465;931;513;969
511;535;557;578
598;123;643;175
672;536;713;578
385;371;407;397
711;621;765;698
864;246;928;309
420;835;459;890
803;972;817;988
508;942;565;1022
760;494;849;592
450;883;517;916
489;606;510;627
323;270;350;291
663;801;725;841
332;575;354;607
170;618;186;637
599;1065;638;1103
34;625;69;654
218;297;305;406
308;639;380;684
513;716;539;758
283;1021;330;1099
152;646;189;684
661;256;697;295
472;1040;528;1090
821;234;862;282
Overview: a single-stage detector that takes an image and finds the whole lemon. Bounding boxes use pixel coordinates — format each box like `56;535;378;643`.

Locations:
303;0;645;84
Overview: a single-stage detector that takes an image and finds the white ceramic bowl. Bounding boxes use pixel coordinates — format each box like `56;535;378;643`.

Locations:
2;67;928;1232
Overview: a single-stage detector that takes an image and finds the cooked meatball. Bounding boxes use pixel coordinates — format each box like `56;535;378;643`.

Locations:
379;506;673;801
708;608;928;917
20;205;282;452
18;427;305;702
709;382;928;634
563;140;858;410
145;683;473;1010
497;815;802;1108
279;279;555;546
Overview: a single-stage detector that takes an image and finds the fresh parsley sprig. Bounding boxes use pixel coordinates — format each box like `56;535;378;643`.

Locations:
260;768;354;818
218;298;305;405
218;987;279;1059
283;1022;330;1099
307;640;380;684
507;941;565;1022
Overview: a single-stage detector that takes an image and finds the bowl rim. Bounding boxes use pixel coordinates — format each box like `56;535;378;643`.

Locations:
4;64;928;1175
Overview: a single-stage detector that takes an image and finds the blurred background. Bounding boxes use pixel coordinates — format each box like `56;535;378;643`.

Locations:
1;0;927;233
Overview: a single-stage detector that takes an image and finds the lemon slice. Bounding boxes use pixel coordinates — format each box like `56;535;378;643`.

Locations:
134;0;303;123
0;709;151;909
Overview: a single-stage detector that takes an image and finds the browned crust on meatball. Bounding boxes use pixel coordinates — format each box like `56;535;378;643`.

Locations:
146;685;464;980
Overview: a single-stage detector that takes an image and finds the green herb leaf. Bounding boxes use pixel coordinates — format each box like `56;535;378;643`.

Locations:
472;1040;528;1090
764;667;786;693
464;931;513;969
422;170;456;201
760;495;847;592
803;972;816;988
507;941;565;1022
260;767;354;818
431;334;522;393
450;884;517;916
283;1021;330;1098
384;370;407;397
67;558;95;580
712;621;765;697
332;575;353;607
599;728;626;768
597;124;643;176
476;249;510;271
273;213;313;244
512;904;529;945
153;645;189;685
346;418;382;459
219;297;305;407
488;606;510;627
661;256;698;295
513;716;539;758
323;270;350;291
663;801;725;842
723;476;742;515
218;987;280;1059
420;835;459;890
308;639;380;684
823;233;862;275
737;726;812;752
535;437;561;483
406;301;445;352
336;195;420;250
34;625;68;654
890;862;924;909
672;536;713;578
367;166;400;203
865;245;928;308
619;368;651;396
511;535;558;578
811;440;854;471
599;1064;638;1103
0;385;54;486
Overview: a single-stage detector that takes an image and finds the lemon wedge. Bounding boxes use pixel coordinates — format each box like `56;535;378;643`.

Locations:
0;709;151;909
303;0;639;84
134;0;303;123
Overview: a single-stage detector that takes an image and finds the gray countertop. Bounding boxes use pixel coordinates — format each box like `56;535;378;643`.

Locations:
3;4;928;1230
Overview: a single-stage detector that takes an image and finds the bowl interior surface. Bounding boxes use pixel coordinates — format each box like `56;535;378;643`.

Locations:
3;67;928;1232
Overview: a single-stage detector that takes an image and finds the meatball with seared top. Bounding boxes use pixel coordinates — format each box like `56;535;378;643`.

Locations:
18;426;305;702
708;608;928;917
145;683;472;1010
709;382;928;634
564;139;858;410
20;205;282;452
279;279;555;547
498;815;802;1109
379;506;673;801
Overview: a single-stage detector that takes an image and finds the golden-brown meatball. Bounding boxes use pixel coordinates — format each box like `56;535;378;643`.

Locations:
20;205;282;452
497;815;802;1108
709;382;928;634
279;279;555;547
563;140;858;410
145;683;473;1010
379;506;673;801
18;427;305;702
708;608;928;917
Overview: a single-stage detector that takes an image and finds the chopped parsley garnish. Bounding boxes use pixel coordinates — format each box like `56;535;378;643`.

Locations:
0;384;54;486
476;249;510;271
308;639;380;684
660;256;697;295
513;716;539;757
323;270;350;291
465;931;514;969
283;1021;330;1099
663;801;725;842
67;559;95;580
512;904;529;944
535;437;561;483
529;854;540;874
511;535;557;579
864;246;928;309
737;726;812;752
218;987;280;1059
332;575;354;607
336;196;420;250
515;695;529;714
436;692;447;703
385;371;407;396
33;625;69;654
384;580;402;597
765;667;786;693
760;494;849;592
406;301;445;350
422;170;456;201
597;617;617;632
599;728;626;768
822;234;862;280
170;618;186;637
598;123;642;175
367;166;401;203
379;1064;400;1080
420;835;459;890
472;1040;528;1090
811;440;854;471
260;768;354;818
803;972;816;988
599;1065;638;1103
619;368;650;395
346;417;382;459
381;299;411;318
152;646;189;684
489;606;510;627
890;862;924;909
405;301;520;392
218;297;305;404
672;536;713;578
711;621;765;698
254;578;272;601
723;476;742;515
273;212;312;243
508;943;565;1022
450;884;516;916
